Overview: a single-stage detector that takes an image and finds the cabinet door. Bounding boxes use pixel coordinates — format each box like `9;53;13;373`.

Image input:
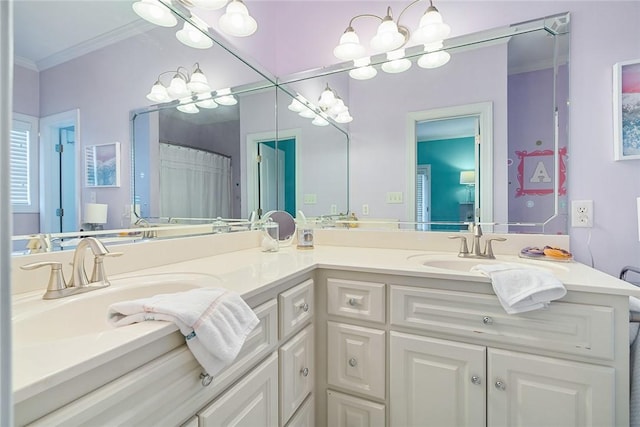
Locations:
199;352;278;427
285;395;315;427
487;348;615;427
390;331;486;427
327;390;385;427
280;325;314;425
280;279;314;339
327;321;385;399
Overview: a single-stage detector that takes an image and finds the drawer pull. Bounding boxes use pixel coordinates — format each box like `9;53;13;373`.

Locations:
348;357;358;367
471;375;482;385
299;302;310;312
495;380;506;391
200;372;213;387
348;297;358;306
300;367;310;377
482;316;493;325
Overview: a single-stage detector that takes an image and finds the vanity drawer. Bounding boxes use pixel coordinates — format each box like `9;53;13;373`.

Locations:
327;321;385;399
327;278;385;324
327;390;385;427
280;325;314;425
280;279;314;339
390;285;614;360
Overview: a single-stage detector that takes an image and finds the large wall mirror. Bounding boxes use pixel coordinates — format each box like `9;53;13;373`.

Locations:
277;13;570;234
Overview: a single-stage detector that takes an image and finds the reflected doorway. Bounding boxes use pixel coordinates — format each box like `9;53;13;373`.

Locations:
257;138;296;218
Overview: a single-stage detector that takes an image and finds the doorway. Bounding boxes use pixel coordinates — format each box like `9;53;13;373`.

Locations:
257;138;296;217
39;109;80;233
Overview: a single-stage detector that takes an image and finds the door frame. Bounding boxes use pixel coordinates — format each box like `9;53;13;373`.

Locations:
406;102;493;227
39;109;81;233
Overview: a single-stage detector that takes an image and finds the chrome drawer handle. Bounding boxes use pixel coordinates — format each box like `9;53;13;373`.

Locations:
300;367;309;377
299;302;309;312
200;372;213;387
348;297;358;306
482;316;493;325
471;375;482;385
348;357;358;367
495;380;506;391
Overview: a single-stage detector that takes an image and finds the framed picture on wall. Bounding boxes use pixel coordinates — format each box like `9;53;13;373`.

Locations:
515;148;567;197
613;59;640;161
85;142;121;187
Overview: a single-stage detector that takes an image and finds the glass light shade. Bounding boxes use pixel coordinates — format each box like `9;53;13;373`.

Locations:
214;88;238;105
218;0;258;37
176;21;213;49
381;48;411;73
187;69;211;93
196;93;218;109
190;0;228;10
412;7;451;45
312;115;330;126
328;98;347;116
424;39;444;53
370;19;405;52
132;0;177;27
417;50;451;69
288;97;305;113
167;75;190;99
146;81;171;102
177;99;199;114
349;65;377;80
334;112;353;123
299;108;317;119
318;87;337;109
333;29;366;61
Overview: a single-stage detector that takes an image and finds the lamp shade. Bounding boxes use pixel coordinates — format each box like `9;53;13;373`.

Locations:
370;18;405;52
146;81;171;103
84;203;108;224
177;98;199;114
333;29;366;61
214;88;238;105
381;48;411;74
412;6;451;45
132;0;177;27
176;21;213;49
187;68;211;93
196;93;218;109
219;0;258;37
460;170;475;185
417;50;450;69
349;57;377;80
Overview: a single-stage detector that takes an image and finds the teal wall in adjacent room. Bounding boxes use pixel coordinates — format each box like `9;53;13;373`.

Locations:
263;138;296;216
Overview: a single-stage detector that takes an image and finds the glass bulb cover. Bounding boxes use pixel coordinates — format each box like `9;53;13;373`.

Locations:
219;1;257;37
382;58;412;73
187;71;211;93
417;50;451;69
146;82;171;102
288;98;305;113
167;76;190;99
196;93;218;109
312;115;329;126
177;99;199;114
328;99;347;116
333;30;366;61
349;66;377;80
335;112;353;123
299;108;317;119
132;0;177;27
412;10;451;44
370;19;405;52
318;88;337;109
176;22;213;49
215;95;238;106
191;0;228;10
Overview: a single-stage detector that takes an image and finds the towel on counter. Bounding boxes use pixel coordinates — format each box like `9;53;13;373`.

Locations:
471;263;566;314
107;288;259;376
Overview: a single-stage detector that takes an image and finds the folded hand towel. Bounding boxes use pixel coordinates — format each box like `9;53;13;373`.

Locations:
471;263;566;314
107;288;259;376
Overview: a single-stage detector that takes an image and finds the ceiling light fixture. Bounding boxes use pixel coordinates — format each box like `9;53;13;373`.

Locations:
132;0;258;42
333;0;451;78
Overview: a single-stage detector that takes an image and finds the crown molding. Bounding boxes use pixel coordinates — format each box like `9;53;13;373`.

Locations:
14;55;38;71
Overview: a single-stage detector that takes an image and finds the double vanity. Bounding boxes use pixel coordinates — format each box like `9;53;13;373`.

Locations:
11;229;639;426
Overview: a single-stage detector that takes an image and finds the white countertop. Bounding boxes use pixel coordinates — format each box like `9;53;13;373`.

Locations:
12;232;640;404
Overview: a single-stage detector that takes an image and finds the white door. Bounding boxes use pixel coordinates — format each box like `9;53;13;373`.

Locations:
390;331;486;427
258;142;285;214
487;348;615;427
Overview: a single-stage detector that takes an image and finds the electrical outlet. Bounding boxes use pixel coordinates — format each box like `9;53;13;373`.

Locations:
571;200;593;228
362;204;369;215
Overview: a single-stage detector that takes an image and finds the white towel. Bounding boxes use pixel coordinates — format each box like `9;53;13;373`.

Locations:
471;263;566;314
107;288;259;376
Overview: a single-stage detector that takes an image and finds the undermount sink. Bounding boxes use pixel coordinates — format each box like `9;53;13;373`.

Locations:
13;272;222;342
407;254;570;275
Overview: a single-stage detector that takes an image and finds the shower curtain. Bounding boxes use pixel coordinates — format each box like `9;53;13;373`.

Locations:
159;142;232;219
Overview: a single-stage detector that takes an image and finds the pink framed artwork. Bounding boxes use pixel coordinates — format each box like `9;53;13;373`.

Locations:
515;147;567;197
613;59;640;161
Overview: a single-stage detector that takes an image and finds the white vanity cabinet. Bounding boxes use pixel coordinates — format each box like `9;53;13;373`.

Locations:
316;270;627;427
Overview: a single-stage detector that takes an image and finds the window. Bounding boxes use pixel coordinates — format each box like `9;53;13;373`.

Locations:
11;113;39;213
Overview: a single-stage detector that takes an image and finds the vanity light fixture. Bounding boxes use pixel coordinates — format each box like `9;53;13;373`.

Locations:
132;0;258;44
288;85;354;126
334;0;451;77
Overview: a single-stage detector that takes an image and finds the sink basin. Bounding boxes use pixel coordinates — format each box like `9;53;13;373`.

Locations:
13;272;222;342
407;254;570;275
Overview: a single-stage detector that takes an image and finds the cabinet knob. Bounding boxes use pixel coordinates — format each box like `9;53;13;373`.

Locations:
471;375;482;385
300;367;309;377
200;372;213;387
299;302;309;312
495;380;506;391
482;316;493;325
348;357;358;367
348;297;358;306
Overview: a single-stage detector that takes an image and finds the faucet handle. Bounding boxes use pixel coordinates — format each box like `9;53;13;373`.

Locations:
21;261;68;297
90;252;123;285
484;237;507;259
448;235;469;256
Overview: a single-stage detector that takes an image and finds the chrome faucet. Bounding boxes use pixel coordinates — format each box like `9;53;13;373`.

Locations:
448;223;506;259
21;237;122;299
